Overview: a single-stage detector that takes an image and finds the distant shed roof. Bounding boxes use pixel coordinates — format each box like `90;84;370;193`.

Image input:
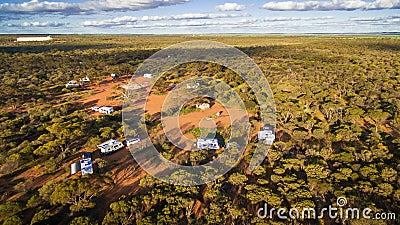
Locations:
16;36;53;42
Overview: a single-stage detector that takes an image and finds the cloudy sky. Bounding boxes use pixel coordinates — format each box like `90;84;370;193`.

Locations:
1;0;399;34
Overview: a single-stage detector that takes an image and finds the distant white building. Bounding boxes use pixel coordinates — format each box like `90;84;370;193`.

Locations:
16;36;53;42
65;80;80;88
98;106;114;114
98;139;124;154
196;103;210;110
258;126;275;145
144;74;153;78
80;158;93;175
197;138;220;150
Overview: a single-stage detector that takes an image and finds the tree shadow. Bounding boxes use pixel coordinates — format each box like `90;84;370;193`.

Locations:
358;42;400;52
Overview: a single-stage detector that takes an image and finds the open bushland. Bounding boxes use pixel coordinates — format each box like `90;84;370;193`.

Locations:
0;35;399;225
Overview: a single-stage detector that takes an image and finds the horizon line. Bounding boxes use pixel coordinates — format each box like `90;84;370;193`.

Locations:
1;32;400;36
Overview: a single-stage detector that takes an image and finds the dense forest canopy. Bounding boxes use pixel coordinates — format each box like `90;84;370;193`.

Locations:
0;35;399;225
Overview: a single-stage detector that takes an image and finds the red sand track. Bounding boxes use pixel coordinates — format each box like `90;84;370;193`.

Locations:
145;94;232;140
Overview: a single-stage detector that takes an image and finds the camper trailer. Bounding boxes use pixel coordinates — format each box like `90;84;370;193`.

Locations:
196;103;210;110
71;152;93;176
80;158;93;175
144;73;153;78
98;106;114;114
80;76;90;83
197;138;220;150
91;106;114;114
65;80;80;88
98;139;124;155
258;126;275;145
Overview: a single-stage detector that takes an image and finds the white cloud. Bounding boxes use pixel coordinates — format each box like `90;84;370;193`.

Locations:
349;15;400;25
82;16;138;27
82;18;258;28
179;19;257;27
262;0;400;11
264;16;334;21
0;0;191;15
82;13;249;27
349;17;384;21
7;21;68;27
216;2;246;11
141;13;248;21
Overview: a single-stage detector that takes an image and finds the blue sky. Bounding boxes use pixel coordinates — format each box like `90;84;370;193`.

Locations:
0;0;399;34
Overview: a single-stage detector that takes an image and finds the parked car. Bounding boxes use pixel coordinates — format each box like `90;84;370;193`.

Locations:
126;137;141;146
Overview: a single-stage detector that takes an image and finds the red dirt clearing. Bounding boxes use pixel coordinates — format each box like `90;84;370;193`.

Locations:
145;94;232;139
79;76;131;110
